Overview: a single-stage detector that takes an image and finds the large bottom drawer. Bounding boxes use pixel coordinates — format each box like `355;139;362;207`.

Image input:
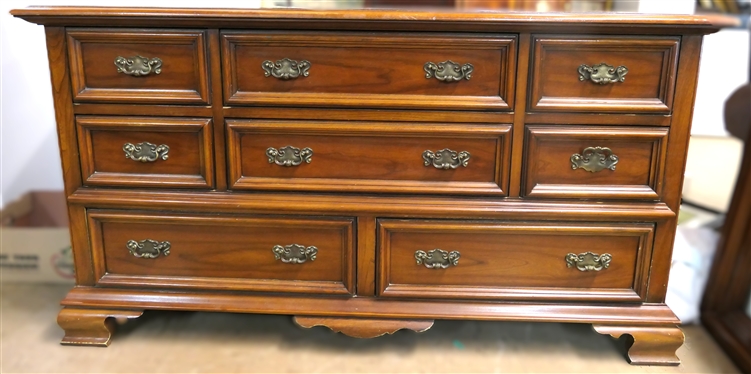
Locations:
87;210;355;295
377;219;654;302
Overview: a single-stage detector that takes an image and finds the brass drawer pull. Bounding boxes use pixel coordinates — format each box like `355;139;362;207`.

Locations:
424;60;473;82
266;145;313;167
127;239;170;259
114;55;162;76
578;63;628;84
262;58;311;80
123;142;169;162
415;249;460;269
423;148;470;169
571;146;618;172
565;252;612;271
273;244;318;264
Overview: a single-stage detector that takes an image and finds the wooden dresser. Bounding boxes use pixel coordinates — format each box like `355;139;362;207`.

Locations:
11;6;732;365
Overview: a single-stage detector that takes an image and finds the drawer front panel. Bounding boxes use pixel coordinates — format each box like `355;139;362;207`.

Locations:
522;126;668;200
222;32;516;110
67;29;210;104
228;120;511;195
76;116;214;188
88;210;355;295
377;219;654;301
529;36;679;113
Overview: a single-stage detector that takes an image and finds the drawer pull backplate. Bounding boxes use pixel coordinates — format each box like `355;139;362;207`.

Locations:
266;145;313;167
273;244;318;264
114;55;162;76
571;146;618;172
262;58;311;80
415;249;460;269
123;142;170;162
127;239;170;259
424;60;473;82
423;148;470;169
578;63;628;84
565;252;612;272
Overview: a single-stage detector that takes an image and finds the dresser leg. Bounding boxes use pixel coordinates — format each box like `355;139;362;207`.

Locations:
293;316;434;338
57;307;143;346
592;324;684;366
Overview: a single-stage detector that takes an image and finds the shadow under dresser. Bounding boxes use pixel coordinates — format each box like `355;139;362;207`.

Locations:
10;6;736;365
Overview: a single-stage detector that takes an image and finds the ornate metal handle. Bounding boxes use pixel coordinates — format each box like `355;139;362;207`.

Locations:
272;244;318;264
415;249;460;269
423;149;470;169
578;63;628;84
266;146;313;167
123;142;169;163
127;239;170;259
565;252;612;272
571;146;618;172
114;55;162;76
424;61;473;82
262;58;311;80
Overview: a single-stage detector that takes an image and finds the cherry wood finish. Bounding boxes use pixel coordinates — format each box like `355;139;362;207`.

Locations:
227;120;511;195
222;32;516;111
58;307;143;346
66;29;210;105
76;116;214;188
522;126;668;200
88;210;356;294
529;36;678;113
294;316;434;338
11;7;728;365
377;219;653;301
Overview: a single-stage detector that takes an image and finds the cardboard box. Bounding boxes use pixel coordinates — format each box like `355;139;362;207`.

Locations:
1;191;74;283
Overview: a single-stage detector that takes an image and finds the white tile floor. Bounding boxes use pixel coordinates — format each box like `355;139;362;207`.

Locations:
1;284;740;373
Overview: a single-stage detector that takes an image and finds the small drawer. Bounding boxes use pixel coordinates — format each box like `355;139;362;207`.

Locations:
227;120;511;196
88;210;355;295
377;219;654;302
67;29;210;104
76;116;214;189
522;126;668;200
529;36;679;113
221;31;516;111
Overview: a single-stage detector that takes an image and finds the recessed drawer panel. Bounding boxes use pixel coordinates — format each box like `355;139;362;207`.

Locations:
529;36;679;113
221;32;516;110
227;120;511;196
67;29;210;104
377;219;654;302
522;126;668;200
88;210;355;295
76;116;214;189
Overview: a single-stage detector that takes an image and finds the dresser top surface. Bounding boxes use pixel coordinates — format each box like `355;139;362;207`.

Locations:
11;6;737;33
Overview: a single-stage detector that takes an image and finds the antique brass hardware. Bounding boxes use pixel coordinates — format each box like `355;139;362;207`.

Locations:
578;63;628;84
571;147;618;172
424;60;473;82
565;252;612;271
127;239;170;259
114;55;162;76
266;145;313;167
415;249;460;269
123;142;169;162
423;149;470;169
272;244;318;264
262;58;311;80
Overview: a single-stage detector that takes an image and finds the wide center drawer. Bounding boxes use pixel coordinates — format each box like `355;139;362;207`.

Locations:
227;120;511;195
221;31;516;111
87;210;355;295
377;219;654;302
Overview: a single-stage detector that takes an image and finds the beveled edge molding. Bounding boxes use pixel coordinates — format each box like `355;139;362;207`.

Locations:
61;286;682;325
593;324;684;366
293;316;434;338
